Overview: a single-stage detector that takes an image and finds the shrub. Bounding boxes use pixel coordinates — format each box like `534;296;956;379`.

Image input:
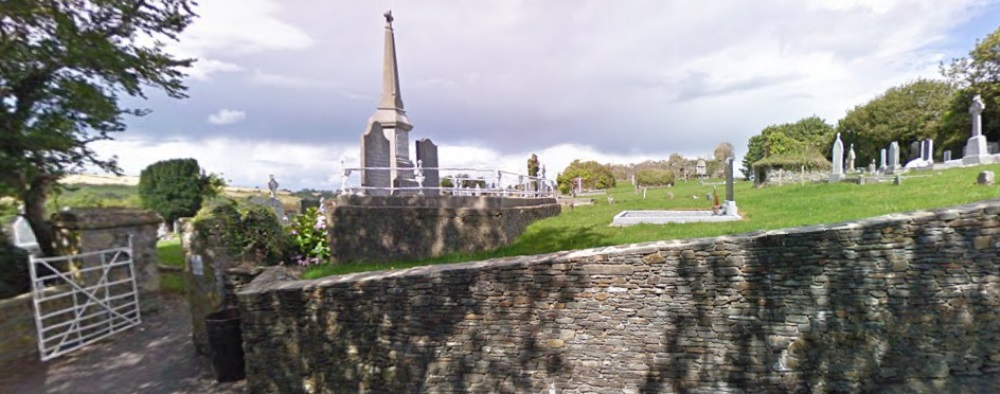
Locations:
288;207;331;266
635;168;675;186
139;158;210;226
557;160;616;194
193;200;289;266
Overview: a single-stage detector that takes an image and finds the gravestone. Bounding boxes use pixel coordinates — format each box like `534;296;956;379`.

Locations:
943;150;952;162
887;141;900;174
923;139;934;162
978;171;995;186
846;144;856;173
964;94;991;165
12;214;40;256
361;123;391;196
250;176;287;224
415;138;439;196
576;177;583;194
696;160;707;177
989;142;999;155
909;140;922;162
879;149;887;170
830;133;844;182
868;159;876;174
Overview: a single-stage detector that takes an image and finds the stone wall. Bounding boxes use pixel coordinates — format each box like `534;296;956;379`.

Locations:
241;199;1000;393
0;286;73;366
327;195;561;263
53;208;163;315
760;168;829;186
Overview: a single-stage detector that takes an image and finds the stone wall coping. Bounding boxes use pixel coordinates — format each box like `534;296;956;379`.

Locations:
333;195;556;209
53;208;163;230
241;198;1000;296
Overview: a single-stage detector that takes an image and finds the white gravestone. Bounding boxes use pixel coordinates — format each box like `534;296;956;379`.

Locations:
830;133;844;182
887;141;900;174
846;144;856;173
12;215;40;255
696;160;707;177
879;149;887;171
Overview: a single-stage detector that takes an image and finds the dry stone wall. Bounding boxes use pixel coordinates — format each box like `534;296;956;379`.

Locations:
240;199;1000;393
327;196;561;263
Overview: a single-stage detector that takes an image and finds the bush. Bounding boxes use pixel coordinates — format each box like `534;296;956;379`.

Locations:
139;158;209;226
193;200;289;266
0;230;30;299
635;168;675;186
288;207;331;266
557;160;616;194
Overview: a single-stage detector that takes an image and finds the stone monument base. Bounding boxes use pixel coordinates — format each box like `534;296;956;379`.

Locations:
723;200;738;217
963;135;992;165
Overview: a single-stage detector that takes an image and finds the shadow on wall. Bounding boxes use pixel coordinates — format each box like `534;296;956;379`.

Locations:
639;209;1000;393
241;251;588;393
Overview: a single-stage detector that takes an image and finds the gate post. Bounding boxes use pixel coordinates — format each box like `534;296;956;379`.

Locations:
52;208;164;315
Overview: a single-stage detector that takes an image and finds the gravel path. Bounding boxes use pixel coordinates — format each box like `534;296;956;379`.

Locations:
0;294;244;394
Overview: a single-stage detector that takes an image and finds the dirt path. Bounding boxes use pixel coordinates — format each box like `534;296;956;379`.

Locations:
0;294;244;394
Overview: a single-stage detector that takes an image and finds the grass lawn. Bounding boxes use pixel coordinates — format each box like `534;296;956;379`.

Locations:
156;238;185;293
297;163;1000;279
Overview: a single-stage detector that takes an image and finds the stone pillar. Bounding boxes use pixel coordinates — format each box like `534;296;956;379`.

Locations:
924;139;934;163
52;208;163;316
830;133;844;182
879;148;887;171
724;158;738;216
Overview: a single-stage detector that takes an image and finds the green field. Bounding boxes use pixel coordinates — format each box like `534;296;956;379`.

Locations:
303;164;1000;279
156;238;185;293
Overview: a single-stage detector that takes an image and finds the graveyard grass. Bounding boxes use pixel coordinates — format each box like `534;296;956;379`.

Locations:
303;164;1000;279
156;238;185;293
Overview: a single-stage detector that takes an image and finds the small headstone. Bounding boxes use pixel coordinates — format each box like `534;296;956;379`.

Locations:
888;141;900;171
706;192;711;200
667;191;674;199
978;171;995;186
868;159;876;174
894;175;902;185
943;150;952;162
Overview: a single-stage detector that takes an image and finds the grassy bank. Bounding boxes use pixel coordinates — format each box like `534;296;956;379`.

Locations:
298;164;998;279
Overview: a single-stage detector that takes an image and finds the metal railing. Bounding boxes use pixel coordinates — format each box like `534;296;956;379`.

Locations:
338;160;558;198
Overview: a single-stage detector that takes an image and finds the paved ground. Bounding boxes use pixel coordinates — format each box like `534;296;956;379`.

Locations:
0;294;244;394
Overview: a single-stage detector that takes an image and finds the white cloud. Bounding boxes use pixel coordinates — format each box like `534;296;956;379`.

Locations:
207;109;247;125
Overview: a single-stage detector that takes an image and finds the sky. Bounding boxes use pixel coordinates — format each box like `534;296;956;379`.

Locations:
89;0;1000;190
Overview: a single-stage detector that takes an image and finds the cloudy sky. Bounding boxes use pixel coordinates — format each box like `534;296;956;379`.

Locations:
90;0;1000;190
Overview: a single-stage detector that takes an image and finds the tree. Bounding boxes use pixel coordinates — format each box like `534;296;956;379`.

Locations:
139;159;212;228
556;160;616;194
837;79;954;164
635;168;675;187
526;153;540;177
940;25;1000;154
0;2;196;256
741;116;835;180
713;142;735;162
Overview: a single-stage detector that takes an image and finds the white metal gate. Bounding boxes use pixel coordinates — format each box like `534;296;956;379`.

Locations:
28;237;142;361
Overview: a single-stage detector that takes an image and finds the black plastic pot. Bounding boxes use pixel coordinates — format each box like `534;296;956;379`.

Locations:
205;308;245;382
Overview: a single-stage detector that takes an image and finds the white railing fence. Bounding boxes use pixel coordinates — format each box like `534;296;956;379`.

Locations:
28;236;142;361
338;160;558;198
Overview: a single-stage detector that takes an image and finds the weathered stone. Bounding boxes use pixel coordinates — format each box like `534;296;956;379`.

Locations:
978;171;995;186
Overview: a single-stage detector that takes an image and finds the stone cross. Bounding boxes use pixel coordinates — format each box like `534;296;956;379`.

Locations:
267;175;279;199
971;94;985;137
830;133;844;181
846;144;856;173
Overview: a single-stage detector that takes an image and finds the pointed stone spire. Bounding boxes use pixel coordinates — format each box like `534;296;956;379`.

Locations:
379;10;405;111
370;9;411;132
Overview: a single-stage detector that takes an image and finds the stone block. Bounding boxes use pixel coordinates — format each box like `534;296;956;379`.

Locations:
978;171;995;186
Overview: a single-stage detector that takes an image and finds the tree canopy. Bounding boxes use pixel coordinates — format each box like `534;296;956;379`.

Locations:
0;1;196;255
837;79;954;164
556;160;615;194
139;158;214;227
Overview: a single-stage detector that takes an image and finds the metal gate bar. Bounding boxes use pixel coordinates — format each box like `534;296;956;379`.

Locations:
28;236;142;361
